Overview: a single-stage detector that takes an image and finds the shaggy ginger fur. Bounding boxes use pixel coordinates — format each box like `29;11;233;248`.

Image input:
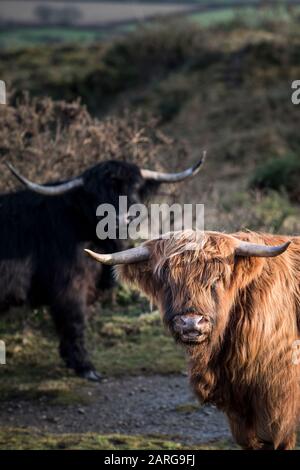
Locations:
117;230;300;450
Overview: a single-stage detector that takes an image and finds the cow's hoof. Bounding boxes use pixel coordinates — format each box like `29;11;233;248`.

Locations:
80;370;103;382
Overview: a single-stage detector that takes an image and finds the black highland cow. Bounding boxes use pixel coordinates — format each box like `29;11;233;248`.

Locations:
0;157;204;380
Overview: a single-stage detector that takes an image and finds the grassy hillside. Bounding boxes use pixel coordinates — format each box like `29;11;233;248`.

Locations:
2;15;300;232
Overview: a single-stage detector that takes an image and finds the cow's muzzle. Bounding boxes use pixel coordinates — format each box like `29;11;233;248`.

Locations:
173;314;209;344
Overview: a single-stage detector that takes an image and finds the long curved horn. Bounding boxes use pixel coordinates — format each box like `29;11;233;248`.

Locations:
6;162;84;196
84;246;150;265
235;240;291;258
141;151;206;183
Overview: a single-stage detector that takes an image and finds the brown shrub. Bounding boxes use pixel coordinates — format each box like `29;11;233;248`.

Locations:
0;95;189;193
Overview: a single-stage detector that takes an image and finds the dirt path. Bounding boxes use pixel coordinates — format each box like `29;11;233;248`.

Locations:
0;375;231;445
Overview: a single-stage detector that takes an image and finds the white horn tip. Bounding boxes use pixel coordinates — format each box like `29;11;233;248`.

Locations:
84;249;112;264
192;151;207;174
84;249;97;259
84;249;93;255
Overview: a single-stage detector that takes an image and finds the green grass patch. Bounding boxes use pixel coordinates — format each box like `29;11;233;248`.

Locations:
0;23;138;50
0;287;185;404
174;403;200;414
190;5;300;28
90;308;185;377
0;427;236;450
2;425;298;450
189;8;241;27
0;28;103;49
0;427;189;450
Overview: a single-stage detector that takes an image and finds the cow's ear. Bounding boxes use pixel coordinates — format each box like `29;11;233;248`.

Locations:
117;261;150;284
231;255;265;291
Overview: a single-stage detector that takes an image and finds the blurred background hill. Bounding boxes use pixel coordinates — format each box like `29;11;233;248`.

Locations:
1;2;300;233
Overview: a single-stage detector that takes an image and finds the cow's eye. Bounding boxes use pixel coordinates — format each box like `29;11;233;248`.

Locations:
211;279;220;292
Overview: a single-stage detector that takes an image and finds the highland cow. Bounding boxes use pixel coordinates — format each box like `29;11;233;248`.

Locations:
85;230;300;448
0;160;203;381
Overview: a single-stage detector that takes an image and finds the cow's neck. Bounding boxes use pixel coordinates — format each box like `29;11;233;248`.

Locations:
188;257;299;408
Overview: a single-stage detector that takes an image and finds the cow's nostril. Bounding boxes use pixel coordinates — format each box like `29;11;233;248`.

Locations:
178;315;204;330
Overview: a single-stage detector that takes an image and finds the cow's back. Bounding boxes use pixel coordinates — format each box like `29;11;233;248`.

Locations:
0;188;119;311
0;189;82;310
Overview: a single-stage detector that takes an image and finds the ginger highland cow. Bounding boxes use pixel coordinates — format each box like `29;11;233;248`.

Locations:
86;230;300;449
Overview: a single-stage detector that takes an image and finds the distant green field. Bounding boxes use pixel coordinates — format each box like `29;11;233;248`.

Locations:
189;8;244;27
188;5;300;27
0;6;289;49
0;28;101;49
0;24;136;49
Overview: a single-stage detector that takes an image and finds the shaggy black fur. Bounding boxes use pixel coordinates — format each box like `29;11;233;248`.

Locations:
0;160;159;380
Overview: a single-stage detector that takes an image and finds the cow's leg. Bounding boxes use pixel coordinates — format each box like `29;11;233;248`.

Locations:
228;415;261;450
98;264;117;306
254;432;296;450
230;411;297;450
50;297;101;382
275;433;296;450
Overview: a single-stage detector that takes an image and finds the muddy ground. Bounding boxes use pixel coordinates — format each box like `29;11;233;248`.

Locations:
0;375;232;446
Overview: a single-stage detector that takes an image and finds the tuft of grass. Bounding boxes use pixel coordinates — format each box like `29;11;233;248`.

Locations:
174;403;200;414
250;155;300;203
0;427;237;450
1;426;298;450
0;427;190;450
89;306;185;377
26;430;300;451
